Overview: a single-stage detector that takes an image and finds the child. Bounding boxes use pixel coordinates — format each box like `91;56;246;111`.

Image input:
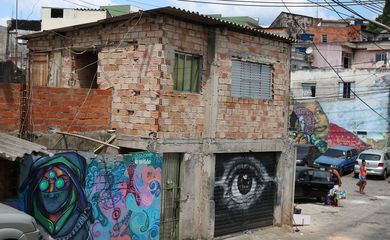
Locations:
359;159;367;194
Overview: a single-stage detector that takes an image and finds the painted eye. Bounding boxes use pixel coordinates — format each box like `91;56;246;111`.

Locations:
39;179;49;191
55;177;65;189
49;171;56;179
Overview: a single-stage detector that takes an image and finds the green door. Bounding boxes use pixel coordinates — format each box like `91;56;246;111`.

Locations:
160;153;182;240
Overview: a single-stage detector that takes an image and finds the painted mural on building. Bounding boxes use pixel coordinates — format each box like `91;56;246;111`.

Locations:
18;151;162;240
214;153;276;236
291;71;390;151
291;101;367;152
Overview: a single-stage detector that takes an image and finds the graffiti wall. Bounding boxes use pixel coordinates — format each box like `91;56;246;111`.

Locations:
291;101;367;152
214;153;276;237
291;71;390;151
17;151;162;240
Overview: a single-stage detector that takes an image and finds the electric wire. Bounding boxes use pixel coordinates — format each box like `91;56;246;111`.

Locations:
280;0;390;123
176;0;385;7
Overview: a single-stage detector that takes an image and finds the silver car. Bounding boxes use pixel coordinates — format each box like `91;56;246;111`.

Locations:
0;203;40;240
354;150;390;180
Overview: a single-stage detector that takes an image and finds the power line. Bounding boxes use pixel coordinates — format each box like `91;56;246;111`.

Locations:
329;0;390;31
176;0;385;7
319;0;388;53
280;0;390;123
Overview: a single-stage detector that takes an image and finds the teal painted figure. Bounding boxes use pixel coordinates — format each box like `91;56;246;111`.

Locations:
20;152;92;240
18;151;162;240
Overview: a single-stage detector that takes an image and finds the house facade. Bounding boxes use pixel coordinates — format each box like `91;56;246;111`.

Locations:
41;7;109;31
21;7;294;239
271;13;390;152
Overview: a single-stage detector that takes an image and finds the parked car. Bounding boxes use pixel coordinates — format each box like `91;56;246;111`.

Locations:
295;144;321;167
354;150;390;180
295;166;337;201
0;203;40;240
313;145;359;175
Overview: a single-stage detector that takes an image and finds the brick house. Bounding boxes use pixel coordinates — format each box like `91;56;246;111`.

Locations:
22;7;294;239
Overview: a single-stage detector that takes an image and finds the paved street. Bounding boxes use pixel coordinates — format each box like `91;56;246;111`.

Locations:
224;172;390;240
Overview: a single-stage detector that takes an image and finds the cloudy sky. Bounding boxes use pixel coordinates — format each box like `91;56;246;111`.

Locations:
0;0;380;27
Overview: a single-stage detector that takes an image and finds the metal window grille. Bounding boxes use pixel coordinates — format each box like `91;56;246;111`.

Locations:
160;153;182;240
376;52;387;62
339;82;355;99
231;60;272;100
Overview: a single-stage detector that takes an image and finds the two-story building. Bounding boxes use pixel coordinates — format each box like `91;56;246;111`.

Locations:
20;7;294;240
269;12;390;151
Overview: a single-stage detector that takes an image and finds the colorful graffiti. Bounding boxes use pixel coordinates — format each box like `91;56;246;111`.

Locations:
213;153;276;236
18;151;162;240
291;101;366;152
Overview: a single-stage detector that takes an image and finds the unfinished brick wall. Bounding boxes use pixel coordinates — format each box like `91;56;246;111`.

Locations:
0;83;20;131
0;83;112;133
26;13;290;140
308;26;361;43
30;86;112;132
216;31;290;139
158;18;207;139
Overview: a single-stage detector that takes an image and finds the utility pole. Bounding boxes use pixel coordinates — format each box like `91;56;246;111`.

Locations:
15;0;18;69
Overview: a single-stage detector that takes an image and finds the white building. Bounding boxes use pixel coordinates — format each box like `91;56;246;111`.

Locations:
41;7;109;31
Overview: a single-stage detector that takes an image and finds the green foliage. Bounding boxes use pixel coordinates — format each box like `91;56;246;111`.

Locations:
368;0;390;32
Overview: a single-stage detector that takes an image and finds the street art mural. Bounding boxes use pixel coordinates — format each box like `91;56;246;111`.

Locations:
214;153;276;237
18;151;162;240
291;101;367;153
291;71;390;151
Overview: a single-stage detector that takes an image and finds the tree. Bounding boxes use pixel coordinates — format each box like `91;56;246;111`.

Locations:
368;0;390;32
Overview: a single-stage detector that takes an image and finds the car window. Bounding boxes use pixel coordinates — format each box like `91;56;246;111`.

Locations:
359;153;381;161
346;151;352;158
297;147;310;159
299;170;313;181
312;170;331;182
352;149;359;156
323;148;345;158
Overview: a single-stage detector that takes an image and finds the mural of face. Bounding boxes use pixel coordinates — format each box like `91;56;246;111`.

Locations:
20;152;91;240
39;166;71;214
304;102;329;140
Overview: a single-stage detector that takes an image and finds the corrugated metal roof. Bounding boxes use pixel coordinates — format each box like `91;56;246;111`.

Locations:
0;132;51;161
20;6;293;43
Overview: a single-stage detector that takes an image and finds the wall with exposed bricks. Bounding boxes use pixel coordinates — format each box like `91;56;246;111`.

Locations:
216;31;290;139
0;84;20;131
26;14;290;140
0;83;112;133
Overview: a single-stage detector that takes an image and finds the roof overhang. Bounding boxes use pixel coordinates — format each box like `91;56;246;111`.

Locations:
20;6;293;43
0;132;51;161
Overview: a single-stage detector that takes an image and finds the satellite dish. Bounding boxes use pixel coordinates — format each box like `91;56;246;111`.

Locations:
305;47;313;54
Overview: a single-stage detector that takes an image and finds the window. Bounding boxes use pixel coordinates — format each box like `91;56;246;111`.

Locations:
342;52;352;68
376;52;387;63
51;8;64;18
351;149;359;157
231;60;272;99
339;82;355;99
321;35;328;43
173;53;201;92
302;83;316;97
73;51;98;89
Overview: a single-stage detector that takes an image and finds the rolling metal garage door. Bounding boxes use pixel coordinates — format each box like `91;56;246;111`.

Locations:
214;152;277;237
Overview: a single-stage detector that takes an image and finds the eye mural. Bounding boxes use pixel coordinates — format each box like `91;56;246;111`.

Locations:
18;151;162;240
214;153;277;237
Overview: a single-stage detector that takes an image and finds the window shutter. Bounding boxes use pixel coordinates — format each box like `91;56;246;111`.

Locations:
231;60;272;99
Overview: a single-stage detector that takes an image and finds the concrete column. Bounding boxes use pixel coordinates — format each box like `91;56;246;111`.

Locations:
204;29;219;139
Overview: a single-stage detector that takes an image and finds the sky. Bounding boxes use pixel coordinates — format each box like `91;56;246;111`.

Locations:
0;0;381;27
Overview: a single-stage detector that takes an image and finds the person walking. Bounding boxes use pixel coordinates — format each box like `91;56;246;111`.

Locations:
359;159;367;194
